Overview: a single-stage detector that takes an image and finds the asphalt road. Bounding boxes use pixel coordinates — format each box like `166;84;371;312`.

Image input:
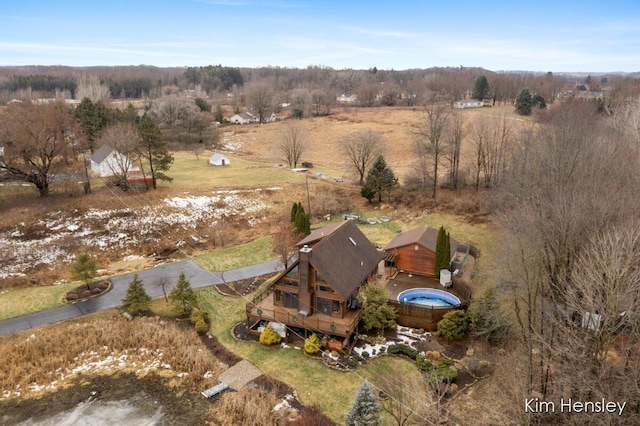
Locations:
0;258;284;337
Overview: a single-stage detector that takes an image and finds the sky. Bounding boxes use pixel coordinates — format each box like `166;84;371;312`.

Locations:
1;0;640;73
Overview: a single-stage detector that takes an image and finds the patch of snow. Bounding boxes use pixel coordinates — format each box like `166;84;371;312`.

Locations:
123;255;145;262
273;394;295;412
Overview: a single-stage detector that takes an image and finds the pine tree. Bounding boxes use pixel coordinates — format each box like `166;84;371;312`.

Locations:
121;274;151;315
345;379;381;426
138;115;174;189
434;226;451;277
472;75;491;101
169;272;198;315
515;88;534;115
290;202;299;223
364;155;397;203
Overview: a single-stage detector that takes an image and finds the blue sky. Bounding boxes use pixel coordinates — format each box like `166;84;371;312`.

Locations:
1;0;639;72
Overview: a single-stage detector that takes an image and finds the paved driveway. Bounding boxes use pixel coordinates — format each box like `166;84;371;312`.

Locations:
0;258;284;337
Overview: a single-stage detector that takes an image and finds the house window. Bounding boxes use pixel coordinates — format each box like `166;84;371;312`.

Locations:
316;298;341;315
316;297;332;315
316;271;326;283
286;266;298;278
414;244;419;251
284;292;299;310
283;278;298;287
317;285;332;293
275;290;283;304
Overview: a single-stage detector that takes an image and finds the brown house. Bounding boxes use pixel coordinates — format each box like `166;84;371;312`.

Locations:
383;227;459;277
246;220;381;348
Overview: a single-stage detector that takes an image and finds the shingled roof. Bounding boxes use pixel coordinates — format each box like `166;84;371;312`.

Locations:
300;220;382;299
91;145;115;163
383;226;459;258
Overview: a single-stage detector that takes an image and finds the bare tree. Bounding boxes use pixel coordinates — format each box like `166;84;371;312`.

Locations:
277;123;308;168
98;122;139;187
272;221;299;269
290;88;310;119
499;100;640;413
310;89;331;116
413;105;450;200
154;275;172;302
445;111;466;189
249;83;273;123
0;101;78;197
342;129;384;185
75;74;110;102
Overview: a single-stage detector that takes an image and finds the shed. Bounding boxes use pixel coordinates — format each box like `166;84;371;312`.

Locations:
209;153;230;166
90;145;139;177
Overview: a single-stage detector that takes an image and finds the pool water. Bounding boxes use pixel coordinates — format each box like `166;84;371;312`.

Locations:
397;288;461;308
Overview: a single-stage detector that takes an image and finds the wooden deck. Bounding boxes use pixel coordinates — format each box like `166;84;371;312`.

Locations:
247;296;362;338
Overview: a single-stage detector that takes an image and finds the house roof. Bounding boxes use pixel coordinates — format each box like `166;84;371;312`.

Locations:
296;221;348;247
300;220;382;299
383;226;459;258
91;145;115;163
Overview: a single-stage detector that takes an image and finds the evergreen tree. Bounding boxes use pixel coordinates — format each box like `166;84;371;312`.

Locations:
214;104;225;123
169;272;198;315
121;274;151;315
194;97;211;112
345;379;381;426
72;252;97;291
138;115;174;189
472;75;491;101
360;186;375;203
515;88;534;115
290;202;299;224
360;283;397;334
532;93;547;109
74;98;110;152
364;155;398;203
434;226;451;276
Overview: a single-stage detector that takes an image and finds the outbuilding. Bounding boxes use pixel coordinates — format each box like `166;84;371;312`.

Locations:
208;153;230;166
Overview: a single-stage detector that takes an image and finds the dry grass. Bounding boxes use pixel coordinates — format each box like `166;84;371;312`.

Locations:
0;316;222;400
211;388;292;425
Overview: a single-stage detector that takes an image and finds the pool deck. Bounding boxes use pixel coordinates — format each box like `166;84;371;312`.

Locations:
385;273;443;300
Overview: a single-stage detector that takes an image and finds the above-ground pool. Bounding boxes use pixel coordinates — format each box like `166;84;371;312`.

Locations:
397;288;461;308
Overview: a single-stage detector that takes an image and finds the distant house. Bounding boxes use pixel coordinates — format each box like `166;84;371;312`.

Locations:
229;110;277;124
383;226;459;277
246;220;381;348
208;153;230;166
90;145;138;178
453;99;484;109
336;93;358;104
229;112;256;125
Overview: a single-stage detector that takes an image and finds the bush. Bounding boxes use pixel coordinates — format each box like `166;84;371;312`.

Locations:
259;324;282;346
388;344;418;359
81;290;91;298
361;351;370;358
194;319;208;334
468;291;510;341
416;354;457;383
304;333;322;354
437;310;470;339
190;307;207;325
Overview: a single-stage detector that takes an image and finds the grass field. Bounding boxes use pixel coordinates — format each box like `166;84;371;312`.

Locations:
0;282;79;321
193;236;277;271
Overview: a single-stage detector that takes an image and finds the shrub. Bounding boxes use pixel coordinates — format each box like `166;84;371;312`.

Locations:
190;307;207;325
66;293;78;301
304;333;322;354
259;325;282;346
194;319;208;334
468;290;510;341
81;290;91;298
416;354;457;383
388;344;418;359
437;310;470;339
91;287;102;295
361;351;370;358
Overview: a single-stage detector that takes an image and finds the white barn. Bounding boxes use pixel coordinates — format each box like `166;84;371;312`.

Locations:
229;112;256;124
90;146;138;177
209;153;230;166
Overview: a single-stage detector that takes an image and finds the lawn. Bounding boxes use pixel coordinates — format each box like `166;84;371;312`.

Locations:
194;284;425;423
0;282;79;321
169;151;343;189
193;236;277;271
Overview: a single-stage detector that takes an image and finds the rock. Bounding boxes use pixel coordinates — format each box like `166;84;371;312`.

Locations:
479;360;491;367
466;347;475;357
498;348;506;356
447;383;459;395
415;328;425;335
122;312;133;321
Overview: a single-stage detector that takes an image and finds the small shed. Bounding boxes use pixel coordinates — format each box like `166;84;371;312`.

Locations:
209;153;230;166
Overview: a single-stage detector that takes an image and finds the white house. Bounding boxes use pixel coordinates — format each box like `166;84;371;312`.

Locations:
208;153;230;166
90;145;138;177
229;112;256;124
453;99;484;109
336;93;358;104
